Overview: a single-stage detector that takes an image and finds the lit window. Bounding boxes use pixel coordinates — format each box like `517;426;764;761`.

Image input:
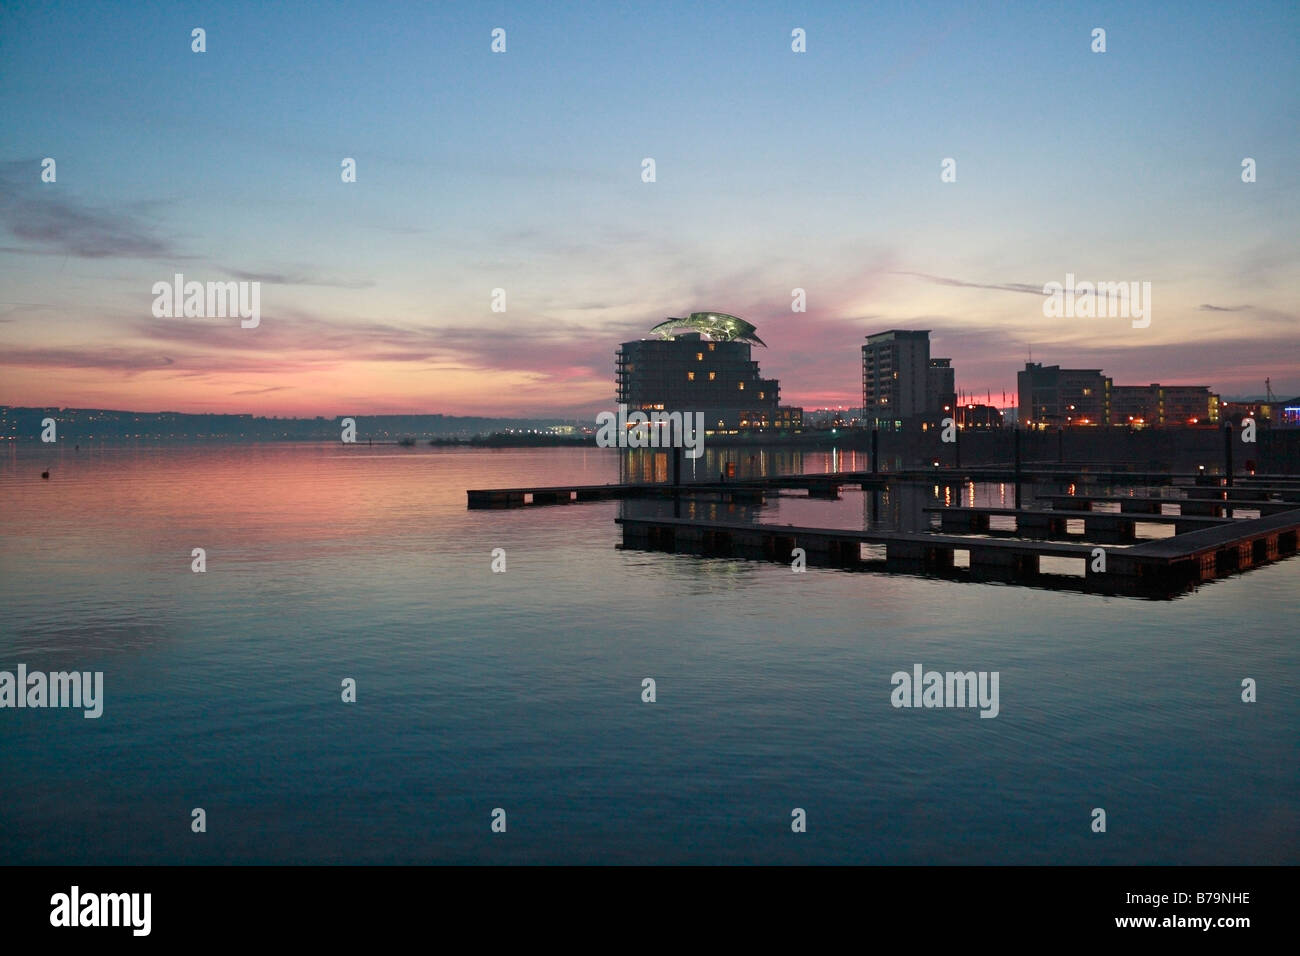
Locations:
708;371;716;381
696;352;703;361
708;343;716;351
738;382;745;390
687;372;695;381
759;392;765;399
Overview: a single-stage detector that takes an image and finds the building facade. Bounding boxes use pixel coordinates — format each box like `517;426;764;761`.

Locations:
1019;363;1218;428
616;313;800;434
1111;384;1219;427
862;330;953;429
955;403;1004;429
927;358;956;416
1018;363;1110;427
1279;399;1300;428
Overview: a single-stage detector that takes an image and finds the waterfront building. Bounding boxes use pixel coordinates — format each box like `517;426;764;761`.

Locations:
1017;363;1110;428
1019;363;1218;428
616;312;800;434
1111;384;1219;427
1279;399;1300;427
862;330;954;429
955;403;1004;429
928;358;956;417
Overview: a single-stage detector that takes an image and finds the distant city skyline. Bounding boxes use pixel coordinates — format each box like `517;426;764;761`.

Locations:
2;0;1297;417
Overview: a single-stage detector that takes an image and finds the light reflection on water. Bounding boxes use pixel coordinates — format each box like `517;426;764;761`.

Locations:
0;442;1296;864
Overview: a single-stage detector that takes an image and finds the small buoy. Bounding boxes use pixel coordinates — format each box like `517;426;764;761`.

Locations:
41;470;50;479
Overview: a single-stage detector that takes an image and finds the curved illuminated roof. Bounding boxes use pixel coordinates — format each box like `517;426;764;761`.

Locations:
648;312;766;346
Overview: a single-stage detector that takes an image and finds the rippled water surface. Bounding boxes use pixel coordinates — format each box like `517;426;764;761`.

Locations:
1;443;1296;864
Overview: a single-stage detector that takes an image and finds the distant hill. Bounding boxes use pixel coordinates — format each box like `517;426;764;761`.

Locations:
0;407;584;442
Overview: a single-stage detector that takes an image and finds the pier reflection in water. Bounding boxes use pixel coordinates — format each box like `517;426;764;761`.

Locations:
612;448;1298;597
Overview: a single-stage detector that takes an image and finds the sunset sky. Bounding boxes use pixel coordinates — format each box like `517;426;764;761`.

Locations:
2;0;1297;417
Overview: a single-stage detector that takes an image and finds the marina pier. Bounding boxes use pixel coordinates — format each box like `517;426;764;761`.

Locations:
468;468;1300;598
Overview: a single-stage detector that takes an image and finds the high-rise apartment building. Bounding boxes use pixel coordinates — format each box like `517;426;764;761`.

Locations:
862;330;953;429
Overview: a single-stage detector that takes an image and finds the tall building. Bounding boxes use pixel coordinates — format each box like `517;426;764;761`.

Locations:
1017;363;1111;427
928;357;956;415
862;330;953;429
616;312;800;433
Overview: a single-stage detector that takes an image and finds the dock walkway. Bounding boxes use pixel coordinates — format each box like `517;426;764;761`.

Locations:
614;508;1300;597
923;505;1228;540
469;469;1226;510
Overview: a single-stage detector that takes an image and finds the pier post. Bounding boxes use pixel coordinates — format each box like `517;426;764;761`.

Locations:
1223;423;1235;518
1014;428;1022;509
672;446;682;518
1223;423;1234;487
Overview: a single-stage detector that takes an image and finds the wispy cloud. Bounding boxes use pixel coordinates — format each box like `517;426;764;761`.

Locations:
222;267;375;289
0;160;178;260
0;345;177;373
894;272;1046;296
230;385;290;395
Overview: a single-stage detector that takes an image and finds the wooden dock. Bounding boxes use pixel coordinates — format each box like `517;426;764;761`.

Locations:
1037;493;1298;517
923;505;1229;541
467;467;1249;510
1116;508;1300;587
1184;484;1300;502
615;508;1300;597
467;482;774;509
469;483;638;508
616;515;1098;578
466;462;1299;596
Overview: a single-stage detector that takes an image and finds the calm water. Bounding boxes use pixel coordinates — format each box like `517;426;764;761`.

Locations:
1;443;1296;864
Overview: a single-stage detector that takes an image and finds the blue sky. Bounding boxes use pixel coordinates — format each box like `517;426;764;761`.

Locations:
1;0;1297;414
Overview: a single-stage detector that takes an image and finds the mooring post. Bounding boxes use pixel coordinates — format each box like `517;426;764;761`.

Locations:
872;428;879;475
1223;423;1234;487
671;445;682;517
1014;427;1022;509
1223;423;1234;518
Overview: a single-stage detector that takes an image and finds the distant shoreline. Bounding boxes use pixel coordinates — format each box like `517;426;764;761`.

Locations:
1;432;832;448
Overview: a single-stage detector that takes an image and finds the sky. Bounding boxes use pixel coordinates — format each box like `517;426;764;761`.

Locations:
1;0;1297;417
